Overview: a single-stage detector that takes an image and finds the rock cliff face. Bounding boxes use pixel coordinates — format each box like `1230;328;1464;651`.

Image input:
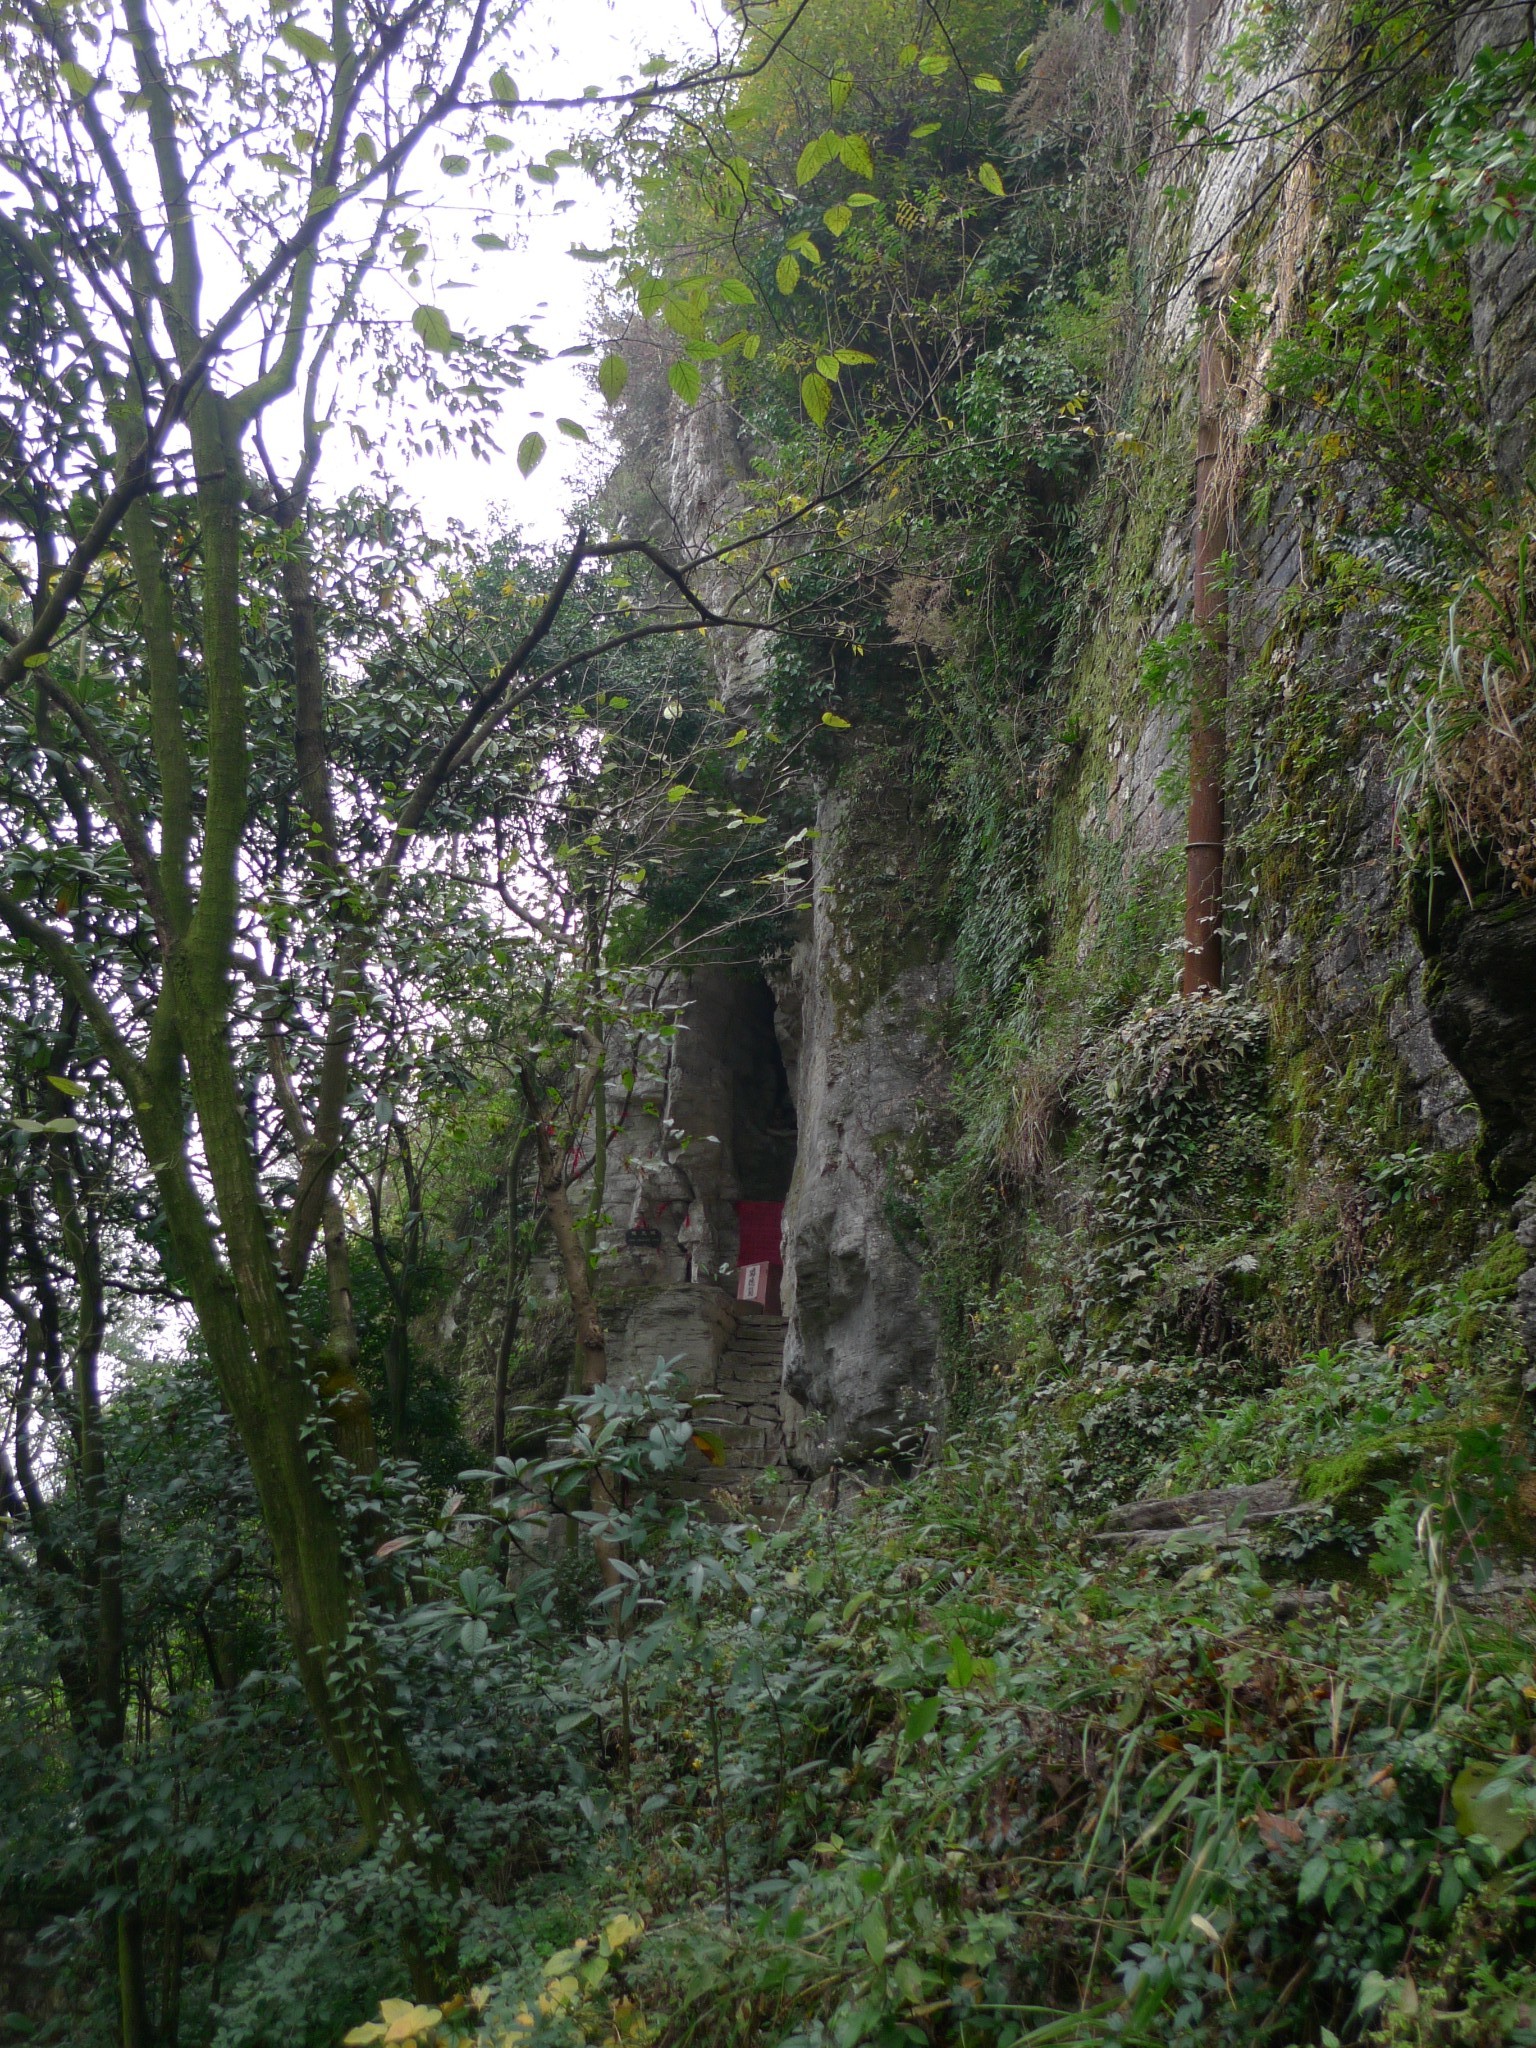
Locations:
617;0;1536;1466
773;790;951;1468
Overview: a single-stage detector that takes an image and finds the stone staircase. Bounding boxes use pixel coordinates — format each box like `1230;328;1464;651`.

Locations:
686;1310;800;1504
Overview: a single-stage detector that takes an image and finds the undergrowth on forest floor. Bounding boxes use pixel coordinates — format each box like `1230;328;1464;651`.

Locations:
339;1255;1536;2048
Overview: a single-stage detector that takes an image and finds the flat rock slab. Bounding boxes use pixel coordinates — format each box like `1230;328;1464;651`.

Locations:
1091;1480;1302;1547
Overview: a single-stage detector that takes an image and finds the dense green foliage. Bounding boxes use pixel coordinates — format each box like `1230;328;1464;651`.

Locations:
5;0;1536;2041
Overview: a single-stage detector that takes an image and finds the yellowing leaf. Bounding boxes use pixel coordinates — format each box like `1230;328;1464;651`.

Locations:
911;122;941;139
838;133;874;176
823;202;853;237
666;785;691;803
602;1910;645;1953
830;71;854;112
598;353;629;402
342;2029;386;2046
972;72;1004;91
918;49;951;74
516;431;546;476
821;711;851;729
897;42;919;66
977;161;1006;197
46;1074;88;1097
775;253;800;296
815;353;842;380
383;2006;441;2045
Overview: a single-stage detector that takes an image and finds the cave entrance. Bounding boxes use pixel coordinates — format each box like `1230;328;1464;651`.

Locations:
723;977;796;1313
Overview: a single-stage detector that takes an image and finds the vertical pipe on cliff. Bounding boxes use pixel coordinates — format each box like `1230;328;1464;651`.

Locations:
1182;268;1232;997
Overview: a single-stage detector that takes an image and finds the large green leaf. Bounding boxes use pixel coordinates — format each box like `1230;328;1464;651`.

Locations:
279;22;336;63
800;371;832;428
516;431;546;476
598;353;629;402
668;359;702;404
411;305;456;354
1452;1763;1533;1856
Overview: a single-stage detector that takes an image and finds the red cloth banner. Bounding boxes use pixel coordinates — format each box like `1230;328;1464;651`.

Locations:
734;1200;784;1267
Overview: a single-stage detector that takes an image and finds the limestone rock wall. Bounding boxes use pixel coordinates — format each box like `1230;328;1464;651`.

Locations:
773;790;951;1468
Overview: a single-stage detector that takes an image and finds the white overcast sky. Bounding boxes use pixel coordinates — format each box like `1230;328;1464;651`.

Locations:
356;0;718;542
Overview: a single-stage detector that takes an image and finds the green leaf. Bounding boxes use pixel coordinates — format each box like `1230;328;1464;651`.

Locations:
918;50;951;75
440;153;470;176
839;133;874;177
411;305;456;354
46;1075;88;1098
726;727;749;746
666;785;690;804
896;42;919;66
516;431;546;476
598;353;629;402
742;332;761;360
775;253;801;296
1453;1763;1532;1856
848;191;879;207
821;710;851;729
353;133;378;165
904;1695;941;1740
787;233;822;264
490;67;518;102
279;22;336;62
977;161;1006;197
815;353;842;380
947;1636;974;1688
668;359;702;404
527;162;558;184
823;202;853;237
973;72;1004;91
911;122;941;139
835;348;877;365
472;232;509;250
718;278;756;306
796;131;838;184
307;185;340;216
830;71;854;113
484;133;512;155
800;371;833;427
60;60;96;95
862;1905;888;1966
556;417;589;441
